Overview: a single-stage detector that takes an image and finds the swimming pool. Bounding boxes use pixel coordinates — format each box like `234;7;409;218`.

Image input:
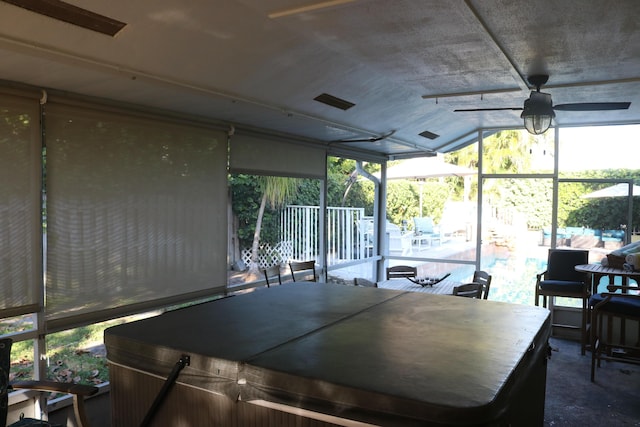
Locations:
449;254;637;306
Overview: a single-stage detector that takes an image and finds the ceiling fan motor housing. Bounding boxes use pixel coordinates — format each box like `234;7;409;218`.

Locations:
522;91;556;117
527;74;550;90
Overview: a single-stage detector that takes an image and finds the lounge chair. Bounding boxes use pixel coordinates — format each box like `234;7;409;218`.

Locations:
413;217;441;246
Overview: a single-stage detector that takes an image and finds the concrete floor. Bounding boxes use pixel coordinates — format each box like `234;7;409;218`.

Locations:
545;337;640;426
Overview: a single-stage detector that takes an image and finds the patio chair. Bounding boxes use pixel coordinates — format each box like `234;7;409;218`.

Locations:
589;293;640;382
1;338;98;427
453;283;483;298
263;265;282;287
472;270;492;300
289;260;317;282
535;249;590;354
386;265;417;280
413;217;441;246
354;278;377;287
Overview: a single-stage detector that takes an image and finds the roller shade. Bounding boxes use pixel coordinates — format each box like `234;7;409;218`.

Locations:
230;133;326;178
0;94;42;318
45;102;227;330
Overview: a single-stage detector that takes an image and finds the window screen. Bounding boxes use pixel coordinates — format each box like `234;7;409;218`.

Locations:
45;102;228;330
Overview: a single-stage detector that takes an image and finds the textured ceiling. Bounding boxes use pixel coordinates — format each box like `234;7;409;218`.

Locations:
0;0;638;158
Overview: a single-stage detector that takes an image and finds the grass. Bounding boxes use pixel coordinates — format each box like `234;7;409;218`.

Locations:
5;302;207;389
7;317;130;386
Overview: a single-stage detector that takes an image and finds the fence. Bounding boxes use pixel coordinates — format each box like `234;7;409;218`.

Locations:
325;207;369;264
280;205;368;264
239;206;375;269
240;241;293;269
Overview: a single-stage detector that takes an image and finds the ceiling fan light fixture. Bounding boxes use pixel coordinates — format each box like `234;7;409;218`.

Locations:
522;114;553;135
520;92;555;135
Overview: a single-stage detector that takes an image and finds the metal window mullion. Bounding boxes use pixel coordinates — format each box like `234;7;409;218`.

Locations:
550;126;560;249
475;129;483;271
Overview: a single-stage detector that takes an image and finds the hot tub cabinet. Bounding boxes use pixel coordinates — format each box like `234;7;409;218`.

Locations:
105;283;550;426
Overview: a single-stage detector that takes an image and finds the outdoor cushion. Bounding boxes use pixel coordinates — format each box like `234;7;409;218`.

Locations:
602;230;625;242
565;227;583;236
589;294;640;317
546;250;589;282
538;279;585;293
413;217;434;234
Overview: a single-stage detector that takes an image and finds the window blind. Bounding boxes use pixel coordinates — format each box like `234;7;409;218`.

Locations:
0;94;42;318
229;132;326;178
45;102;228;330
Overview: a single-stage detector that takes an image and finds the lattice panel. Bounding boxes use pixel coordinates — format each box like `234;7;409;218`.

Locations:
241;241;293;268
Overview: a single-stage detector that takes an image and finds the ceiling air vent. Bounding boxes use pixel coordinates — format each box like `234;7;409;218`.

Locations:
1;0;126;36
314;93;355;111
419;130;440;140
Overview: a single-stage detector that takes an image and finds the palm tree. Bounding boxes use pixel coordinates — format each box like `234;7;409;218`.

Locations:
247;176;300;275
450;129;550;174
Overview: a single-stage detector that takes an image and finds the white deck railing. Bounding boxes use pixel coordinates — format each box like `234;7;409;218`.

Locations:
244;203;517;269
280;205;368;264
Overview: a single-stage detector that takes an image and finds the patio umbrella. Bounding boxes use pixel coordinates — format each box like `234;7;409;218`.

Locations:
384;157;477;180
382;157;476;213
581;183;640;199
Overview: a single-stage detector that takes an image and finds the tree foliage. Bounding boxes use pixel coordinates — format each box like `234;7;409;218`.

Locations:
386;181;418;225
447;130;640;231
448;129;540;173
246;176;301;273
230;174;280;246
560;170;640;229
386;180;451;226
495;178;552;230
229;158;379;251
231;140;640;257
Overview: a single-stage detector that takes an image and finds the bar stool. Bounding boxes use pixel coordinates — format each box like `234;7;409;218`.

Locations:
535;249;590;354
589;293;640;382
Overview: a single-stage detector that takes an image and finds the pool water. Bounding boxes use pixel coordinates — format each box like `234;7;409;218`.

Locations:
483;256;547;306
445;256;546;306
449;255;637;307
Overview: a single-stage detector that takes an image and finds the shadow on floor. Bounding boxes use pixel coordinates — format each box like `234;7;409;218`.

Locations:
545;337;640;426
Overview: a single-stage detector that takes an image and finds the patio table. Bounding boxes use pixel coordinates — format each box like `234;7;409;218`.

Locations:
105;283;550;426
575;263;640;295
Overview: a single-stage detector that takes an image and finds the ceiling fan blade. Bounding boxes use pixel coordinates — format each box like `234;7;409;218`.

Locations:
454;107;523;112
553;102;631;112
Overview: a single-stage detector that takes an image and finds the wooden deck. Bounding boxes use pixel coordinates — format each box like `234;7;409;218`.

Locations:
377;278;459;295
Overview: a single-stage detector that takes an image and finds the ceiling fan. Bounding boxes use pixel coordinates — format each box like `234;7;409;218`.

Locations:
454;75;631;135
